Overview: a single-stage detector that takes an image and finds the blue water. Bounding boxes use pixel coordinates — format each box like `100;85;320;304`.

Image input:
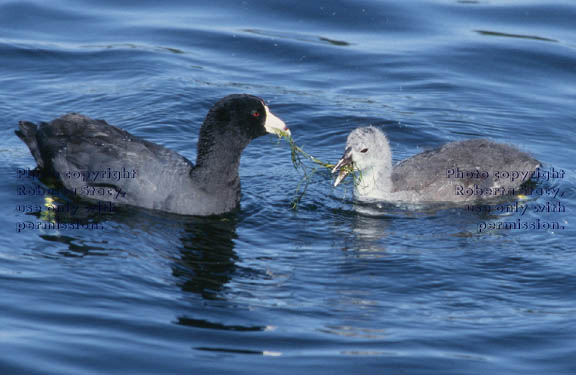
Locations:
2;0;575;373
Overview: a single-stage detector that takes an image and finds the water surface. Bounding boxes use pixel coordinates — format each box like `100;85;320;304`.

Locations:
1;0;575;373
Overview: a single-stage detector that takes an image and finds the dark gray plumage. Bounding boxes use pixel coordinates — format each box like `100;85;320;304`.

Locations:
332;126;540;202
16;94;289;215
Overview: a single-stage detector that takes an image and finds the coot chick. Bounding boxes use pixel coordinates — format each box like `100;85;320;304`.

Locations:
16;94;290;215
332;126;540;202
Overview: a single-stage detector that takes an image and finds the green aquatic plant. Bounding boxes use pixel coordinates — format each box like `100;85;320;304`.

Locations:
276;130;360;209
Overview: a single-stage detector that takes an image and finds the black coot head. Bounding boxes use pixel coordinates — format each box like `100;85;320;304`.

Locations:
205;94;289;140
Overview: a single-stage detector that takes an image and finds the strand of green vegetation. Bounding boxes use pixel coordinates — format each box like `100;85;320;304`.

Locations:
276;131;360;209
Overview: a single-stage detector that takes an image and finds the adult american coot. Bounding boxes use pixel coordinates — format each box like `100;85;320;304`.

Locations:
332;126;540;202
16;94;290;215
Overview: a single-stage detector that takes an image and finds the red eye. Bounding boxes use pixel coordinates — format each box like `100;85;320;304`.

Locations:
250;110;260;118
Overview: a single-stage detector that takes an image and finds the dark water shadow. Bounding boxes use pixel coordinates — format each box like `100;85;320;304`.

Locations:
171;213;239;300
22;190;271;330
242;28;351;47
475;30;558;43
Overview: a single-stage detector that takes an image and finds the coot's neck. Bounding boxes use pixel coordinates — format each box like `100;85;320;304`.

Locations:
355;148;394;200
356;164;393;199
192;122;251;189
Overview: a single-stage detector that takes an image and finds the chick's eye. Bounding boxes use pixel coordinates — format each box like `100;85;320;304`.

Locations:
250;110;260;118
360;148;369;153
